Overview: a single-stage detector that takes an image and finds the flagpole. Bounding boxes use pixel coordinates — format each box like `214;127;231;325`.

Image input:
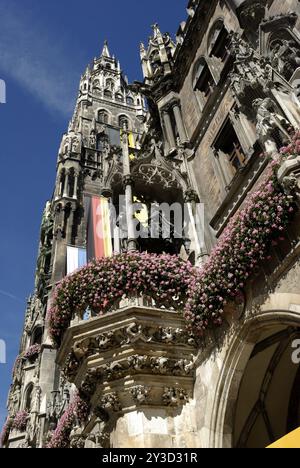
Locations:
122;125;137;252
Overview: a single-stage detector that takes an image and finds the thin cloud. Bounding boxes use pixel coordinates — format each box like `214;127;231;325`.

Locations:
0;289;23;304
0;1;79;117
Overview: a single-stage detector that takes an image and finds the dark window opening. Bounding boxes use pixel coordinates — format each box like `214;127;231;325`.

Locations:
210;26;231;62
96;134;108;152
215;120;246;173
98;111;109;124
24;385;33;412
104;90;112;98
150;50;161;72
170;111;179;141
119;115;129;130
32;327;43;346
194;62;215;100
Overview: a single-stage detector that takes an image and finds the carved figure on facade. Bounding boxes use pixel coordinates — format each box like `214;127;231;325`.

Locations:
253;97;291;154
100;393;121;413
162;387;189;407
130;386;152;405
270;39;300;81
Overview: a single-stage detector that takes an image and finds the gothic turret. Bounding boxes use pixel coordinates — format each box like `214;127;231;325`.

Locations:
140;24;176;85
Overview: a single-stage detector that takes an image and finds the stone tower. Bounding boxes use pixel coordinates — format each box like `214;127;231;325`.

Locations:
3;0;300;449
1;42;150;448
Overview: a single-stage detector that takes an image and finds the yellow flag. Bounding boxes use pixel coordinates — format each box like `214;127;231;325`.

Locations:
128;132;135;149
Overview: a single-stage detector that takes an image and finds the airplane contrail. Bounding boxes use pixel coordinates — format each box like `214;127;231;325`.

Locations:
0;290;23;303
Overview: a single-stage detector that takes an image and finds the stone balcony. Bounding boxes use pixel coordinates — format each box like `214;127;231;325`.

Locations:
56;297;199;447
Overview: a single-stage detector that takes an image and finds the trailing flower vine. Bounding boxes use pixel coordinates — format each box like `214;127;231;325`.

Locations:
47;394;89;449
23;344;42;361
185;161;295;335
0;418;13;448
0;411;29;447
280;130;300;158
12;411;29;432
48;139;298;345
48;253;196;346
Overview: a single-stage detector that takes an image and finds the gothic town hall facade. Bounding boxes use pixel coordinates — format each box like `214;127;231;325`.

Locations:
3;0;300;449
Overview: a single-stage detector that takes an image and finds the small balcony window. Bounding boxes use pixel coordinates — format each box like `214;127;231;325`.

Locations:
214;119;246;179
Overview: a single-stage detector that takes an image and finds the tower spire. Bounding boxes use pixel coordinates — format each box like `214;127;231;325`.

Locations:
101;40;111;58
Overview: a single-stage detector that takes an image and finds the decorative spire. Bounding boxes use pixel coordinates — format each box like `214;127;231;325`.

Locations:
101;40;111;58
151;23;162;39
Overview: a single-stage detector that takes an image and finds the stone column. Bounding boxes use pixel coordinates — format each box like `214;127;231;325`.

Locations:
184;189;208;266
66;204;77;245
73;172;79;200
122;128;137;252
51;203;67;283
63;172;70;198
54;173;61;200
162;110;176;151
173;102;188;144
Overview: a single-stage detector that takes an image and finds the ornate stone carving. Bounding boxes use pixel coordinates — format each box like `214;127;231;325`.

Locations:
150;357;169;375
137;164;180;189
70;426;86;449
173;358;196;376
184;189;200;204
130;386;152;405
122;174;135;187
11;384;21;415
239;1;267;44
162;387;190;407
253;97;291;154
63;322;196;381
270;39;300;81
100;393;121;413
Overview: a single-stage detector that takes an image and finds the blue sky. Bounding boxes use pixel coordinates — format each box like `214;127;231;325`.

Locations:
0;0;187;426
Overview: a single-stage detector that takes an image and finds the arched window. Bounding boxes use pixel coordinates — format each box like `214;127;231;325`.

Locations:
269;30;300;81
213;118;246;184
104;89;112;99
24;384;33;412
31;327;43;346
208;20;231;62
126;96;134;106
150;50;161;72
98;110;109;124
193;58;216;110
96;134;108;152
119;115;129;130
106;79;115;91
116;93;124;103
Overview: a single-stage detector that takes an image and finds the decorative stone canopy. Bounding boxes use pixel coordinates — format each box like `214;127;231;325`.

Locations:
56;299;197;416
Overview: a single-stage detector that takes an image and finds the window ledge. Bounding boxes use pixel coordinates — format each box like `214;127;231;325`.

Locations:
210;150;268;237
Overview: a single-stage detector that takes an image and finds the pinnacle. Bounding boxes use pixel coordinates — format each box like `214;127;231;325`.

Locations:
101;40;111;58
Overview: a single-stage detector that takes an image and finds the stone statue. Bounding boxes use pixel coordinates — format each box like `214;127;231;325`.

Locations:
72;136;80;153
12;385;21;414
31;384;41;414
130;386;151;405
90;132;96;148
253;98;291;155
271;40;300;81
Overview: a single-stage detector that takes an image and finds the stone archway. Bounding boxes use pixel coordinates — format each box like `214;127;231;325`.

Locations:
208;294;300;448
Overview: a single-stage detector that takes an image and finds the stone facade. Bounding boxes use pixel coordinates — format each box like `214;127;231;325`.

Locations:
2;0;300;449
